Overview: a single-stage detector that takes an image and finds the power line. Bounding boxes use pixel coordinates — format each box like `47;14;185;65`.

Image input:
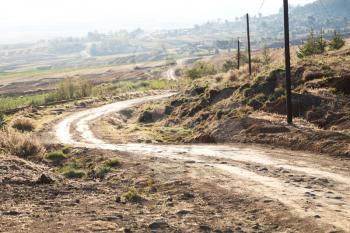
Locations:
257;0;266;14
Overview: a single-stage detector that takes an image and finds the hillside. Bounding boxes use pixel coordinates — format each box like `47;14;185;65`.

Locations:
101;41;350;157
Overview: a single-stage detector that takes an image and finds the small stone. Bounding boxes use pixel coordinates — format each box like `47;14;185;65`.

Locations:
3;211;20;216
36;174;54;184
181;192;195;200
252;224;260;230
149;220;168;230
199;224;211;232
177;209;191;216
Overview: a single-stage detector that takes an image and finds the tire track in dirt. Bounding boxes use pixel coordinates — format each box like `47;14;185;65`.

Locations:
55;94;350;232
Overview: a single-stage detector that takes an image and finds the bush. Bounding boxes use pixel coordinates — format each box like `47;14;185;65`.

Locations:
297;29;327;58
329;30;345;50
184;61;217;79
122;188;142;203
11;118;35;132
0;129;45;158
45;77;93;103
45;151;67;162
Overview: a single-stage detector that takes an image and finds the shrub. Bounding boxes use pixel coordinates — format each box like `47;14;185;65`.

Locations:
184;61;217;79
297;29;326;58
122;188;142;203
11;118;35;132
45;151;67;162
45;77;93;103
0;129;45;158
329;30;345;50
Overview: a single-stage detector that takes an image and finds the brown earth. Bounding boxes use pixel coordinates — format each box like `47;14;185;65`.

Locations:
0;147;342;233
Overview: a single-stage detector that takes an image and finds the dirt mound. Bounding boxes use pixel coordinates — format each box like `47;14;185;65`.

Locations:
263;93;323;117
0;154;58;185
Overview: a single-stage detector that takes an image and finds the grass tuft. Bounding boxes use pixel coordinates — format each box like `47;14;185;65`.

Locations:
11;118;35;132
94;158;121;178
0;128;45;158
60;165;86;179
122;188;142;203
44;151;67;162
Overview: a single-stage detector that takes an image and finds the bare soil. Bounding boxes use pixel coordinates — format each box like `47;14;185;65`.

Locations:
0;148;342;233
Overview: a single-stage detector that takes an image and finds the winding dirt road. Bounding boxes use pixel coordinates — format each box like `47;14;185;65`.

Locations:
55;94;350;232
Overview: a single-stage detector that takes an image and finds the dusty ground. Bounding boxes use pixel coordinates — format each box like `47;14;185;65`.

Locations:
1;93;349;233
41;94;349;232
1;146;345;233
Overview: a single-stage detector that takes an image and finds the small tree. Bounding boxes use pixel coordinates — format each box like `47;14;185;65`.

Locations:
261;45;272;66
329;30;345;50
297;29;326;58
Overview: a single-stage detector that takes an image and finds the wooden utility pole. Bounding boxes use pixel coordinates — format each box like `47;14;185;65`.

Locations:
246;13;252;76
283;0;293;124
237;38;240;69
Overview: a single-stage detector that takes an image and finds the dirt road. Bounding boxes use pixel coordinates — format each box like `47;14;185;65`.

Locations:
55;94;350;232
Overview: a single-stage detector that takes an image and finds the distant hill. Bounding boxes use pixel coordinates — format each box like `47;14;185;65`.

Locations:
1;0;349;72
293;0;350;18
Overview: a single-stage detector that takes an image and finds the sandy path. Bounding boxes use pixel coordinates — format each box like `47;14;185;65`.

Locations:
55;94;350;232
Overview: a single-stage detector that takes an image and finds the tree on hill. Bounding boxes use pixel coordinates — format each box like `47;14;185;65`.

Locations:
329;30;345;50
297;29;327;58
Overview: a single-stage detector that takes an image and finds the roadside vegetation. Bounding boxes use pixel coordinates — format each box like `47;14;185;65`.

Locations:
0;128;45;159
0;77;175;113
11;117;35;132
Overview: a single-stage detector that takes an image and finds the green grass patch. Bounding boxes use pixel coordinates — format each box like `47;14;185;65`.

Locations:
94;158;121;178
60;165;86;179
93;79;175;96
0;94;48;112
122;188;142;203
44;150;67;162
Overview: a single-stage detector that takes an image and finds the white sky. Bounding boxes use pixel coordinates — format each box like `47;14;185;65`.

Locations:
0;0;316;44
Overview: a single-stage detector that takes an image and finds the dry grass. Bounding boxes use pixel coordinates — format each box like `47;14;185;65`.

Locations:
224;63;261;83
0;128;45;158
11;118;35;132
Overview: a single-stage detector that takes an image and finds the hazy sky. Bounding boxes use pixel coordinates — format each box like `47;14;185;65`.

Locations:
0;0;316;44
